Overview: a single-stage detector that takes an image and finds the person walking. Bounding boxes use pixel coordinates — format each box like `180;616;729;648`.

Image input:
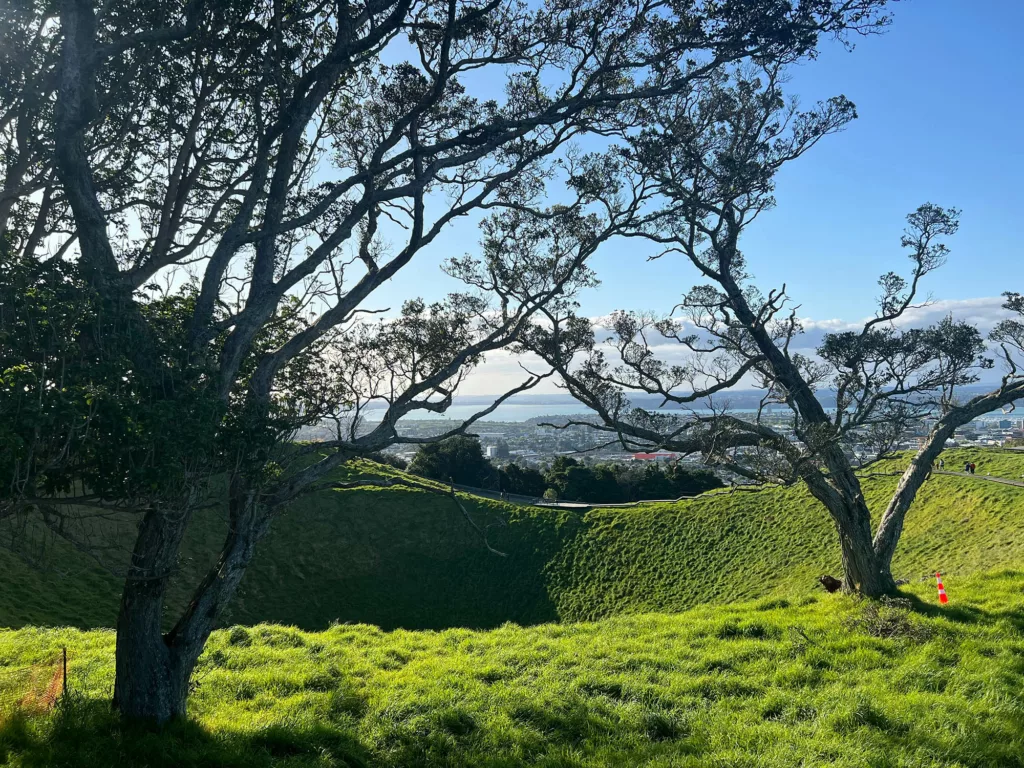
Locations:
939;459;945;470
970;462;977;475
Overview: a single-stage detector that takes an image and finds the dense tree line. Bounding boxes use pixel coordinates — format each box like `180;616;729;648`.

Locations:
545;457;722;502
408;436;497;487
407;437;722;501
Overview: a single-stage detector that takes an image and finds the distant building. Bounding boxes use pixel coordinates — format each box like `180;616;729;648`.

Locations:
486;441;510;459
632;452;678;461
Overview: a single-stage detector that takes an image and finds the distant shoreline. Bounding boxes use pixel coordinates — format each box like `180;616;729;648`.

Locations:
349;384;1020;423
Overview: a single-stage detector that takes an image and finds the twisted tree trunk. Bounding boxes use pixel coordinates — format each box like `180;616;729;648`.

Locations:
804;474;897;597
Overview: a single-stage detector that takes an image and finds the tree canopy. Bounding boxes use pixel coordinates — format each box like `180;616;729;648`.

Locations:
542;457;723;502
408;436;497;487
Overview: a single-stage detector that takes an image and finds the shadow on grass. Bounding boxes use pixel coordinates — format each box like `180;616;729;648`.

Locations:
896;570;1024;632
0;697;373;768
897;591;988;625
0;690;694;768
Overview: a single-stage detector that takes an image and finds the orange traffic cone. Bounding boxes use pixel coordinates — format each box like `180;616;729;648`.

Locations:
935;572;948;604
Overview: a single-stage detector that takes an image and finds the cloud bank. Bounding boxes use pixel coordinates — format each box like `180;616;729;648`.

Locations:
459;296;1014;396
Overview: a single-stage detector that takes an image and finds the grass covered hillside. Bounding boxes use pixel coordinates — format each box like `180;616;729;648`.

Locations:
876;447;1024;481
2;450;1024;631
3;570;1024;767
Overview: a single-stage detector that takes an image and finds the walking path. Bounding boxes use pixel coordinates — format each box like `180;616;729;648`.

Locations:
449;482;707;510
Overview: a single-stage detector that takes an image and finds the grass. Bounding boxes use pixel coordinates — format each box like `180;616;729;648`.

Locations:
4;451;1024;630
875;447;1024;481
3;450;1024;766
3;569;1024;767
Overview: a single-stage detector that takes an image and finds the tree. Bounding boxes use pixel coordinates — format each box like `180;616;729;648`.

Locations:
0;0;893;721
663;462;723;497
526;67;1024;596
614;461;723;500
540;458;723;502
409;436;496;487
544;457;622;502
498;462;546;497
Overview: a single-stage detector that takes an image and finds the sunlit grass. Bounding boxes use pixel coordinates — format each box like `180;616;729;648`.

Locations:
4;452;1024;765
3;570;1024;767
875;447;1024;481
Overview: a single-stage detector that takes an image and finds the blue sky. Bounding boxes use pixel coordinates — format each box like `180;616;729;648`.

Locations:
735;0;1023;319
367;1;1024;393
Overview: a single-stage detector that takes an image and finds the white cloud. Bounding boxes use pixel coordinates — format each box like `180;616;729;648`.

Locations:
456;296;1014;395
793;296;1013;353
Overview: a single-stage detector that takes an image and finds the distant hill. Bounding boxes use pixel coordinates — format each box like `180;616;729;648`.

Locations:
2;449;1024;631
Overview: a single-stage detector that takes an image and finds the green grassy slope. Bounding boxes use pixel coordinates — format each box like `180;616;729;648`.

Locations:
3;451;1024;631
876;446;1024;481
544;470;1024;621
0;480;568;632
3;570;1024;767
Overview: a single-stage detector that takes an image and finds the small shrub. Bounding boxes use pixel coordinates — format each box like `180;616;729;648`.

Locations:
846;597;933;641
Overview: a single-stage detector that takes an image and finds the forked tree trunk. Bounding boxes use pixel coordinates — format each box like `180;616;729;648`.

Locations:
836;518;897;596
113;583;192;722
113;480;270;723
804;471;897;597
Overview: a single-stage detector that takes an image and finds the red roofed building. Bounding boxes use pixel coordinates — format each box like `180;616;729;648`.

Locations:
632;452;678;461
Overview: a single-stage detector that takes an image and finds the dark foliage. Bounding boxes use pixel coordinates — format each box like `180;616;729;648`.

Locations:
498;463;547;497
543;457;723;503
409;436;498;488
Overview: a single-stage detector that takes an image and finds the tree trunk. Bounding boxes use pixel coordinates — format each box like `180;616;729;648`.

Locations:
837;516;897;596
804;470;897;597
873;381;1024;573
113;479;271;723
112;504;194;722
112;582;191;722
872;435;948;575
